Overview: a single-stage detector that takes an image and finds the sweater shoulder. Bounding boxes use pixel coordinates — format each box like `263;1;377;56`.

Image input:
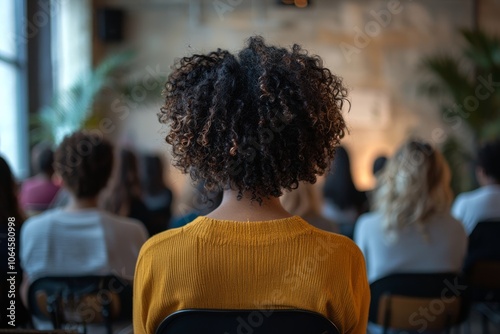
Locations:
139;226;185;255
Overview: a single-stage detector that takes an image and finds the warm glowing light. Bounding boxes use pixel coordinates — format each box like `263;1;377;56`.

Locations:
295;0;308;8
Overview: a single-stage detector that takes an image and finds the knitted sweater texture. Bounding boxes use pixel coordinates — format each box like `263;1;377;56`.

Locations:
133;216;369;333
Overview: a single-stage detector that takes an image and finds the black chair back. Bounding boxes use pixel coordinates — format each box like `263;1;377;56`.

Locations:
28;276;132;334
369;273;468;333
156;309;339;334
465;220;500;271
463;221;500;333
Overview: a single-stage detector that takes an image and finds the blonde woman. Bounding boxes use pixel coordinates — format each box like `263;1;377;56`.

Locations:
354;140;467;284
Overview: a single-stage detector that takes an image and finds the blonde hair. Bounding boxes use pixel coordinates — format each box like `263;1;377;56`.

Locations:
374;140;453;240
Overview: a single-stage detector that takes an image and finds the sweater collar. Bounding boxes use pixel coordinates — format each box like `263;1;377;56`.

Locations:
183;216;313;244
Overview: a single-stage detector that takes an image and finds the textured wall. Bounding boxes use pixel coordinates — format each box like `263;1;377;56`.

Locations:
93;0;499;195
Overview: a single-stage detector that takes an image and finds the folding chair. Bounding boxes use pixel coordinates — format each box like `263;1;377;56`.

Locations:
464;221;500;334
155;309;340;334
370;273;468;334
28;276;132;334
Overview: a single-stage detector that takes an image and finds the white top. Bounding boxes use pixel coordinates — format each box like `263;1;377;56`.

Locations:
451;185;500;235
20;208;148;282
354;211;467;283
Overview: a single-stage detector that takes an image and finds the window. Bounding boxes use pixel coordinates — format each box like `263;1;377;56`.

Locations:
0;0;28;179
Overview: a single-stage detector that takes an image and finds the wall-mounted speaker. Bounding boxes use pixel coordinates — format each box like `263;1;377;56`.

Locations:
97;8;124;42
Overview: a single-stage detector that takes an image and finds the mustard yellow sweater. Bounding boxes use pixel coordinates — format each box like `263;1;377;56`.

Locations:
133;216;369;334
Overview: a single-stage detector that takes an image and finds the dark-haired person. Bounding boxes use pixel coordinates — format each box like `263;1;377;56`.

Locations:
101;148;152;236
0;157;30;328
322;146;368;238
20;132;148;330
452;139;500;234
141;154;173;233
19;143;60;215
133;37;369;334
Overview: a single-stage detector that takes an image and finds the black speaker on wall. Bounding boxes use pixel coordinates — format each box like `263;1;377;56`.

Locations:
98;8;124;42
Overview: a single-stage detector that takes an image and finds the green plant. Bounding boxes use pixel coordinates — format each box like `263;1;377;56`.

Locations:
420;29;500;193
30;51;134;145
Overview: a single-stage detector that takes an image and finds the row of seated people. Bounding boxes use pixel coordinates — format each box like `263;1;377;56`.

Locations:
2;36;500;333
19;143;174;237
355;138;500;284
18;139;380;243
3;137;499;332
18;143;365;239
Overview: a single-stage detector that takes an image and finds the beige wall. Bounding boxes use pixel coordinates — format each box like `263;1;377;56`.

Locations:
92;0;498;203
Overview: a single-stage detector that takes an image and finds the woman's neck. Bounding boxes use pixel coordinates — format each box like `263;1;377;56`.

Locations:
205;189;292;222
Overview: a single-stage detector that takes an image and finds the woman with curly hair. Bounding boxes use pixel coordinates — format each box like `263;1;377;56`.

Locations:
354;140;467;284
134;36;369;334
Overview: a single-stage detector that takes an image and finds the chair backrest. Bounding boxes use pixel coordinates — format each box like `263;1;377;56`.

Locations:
155;309;340;334
369;273;467;332
28;276;132;333
465;220;500;270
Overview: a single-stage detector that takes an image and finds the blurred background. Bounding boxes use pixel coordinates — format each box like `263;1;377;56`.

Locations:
2;0;500;214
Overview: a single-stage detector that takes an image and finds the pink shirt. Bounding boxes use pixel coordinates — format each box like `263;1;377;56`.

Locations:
19;177;60;211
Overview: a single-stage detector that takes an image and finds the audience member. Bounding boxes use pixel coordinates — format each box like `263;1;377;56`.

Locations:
372;155;387;176
169;180;222;228
20;132;148;329
323;146;368;238
141;154;173;234
19;143;60;214
280;182;339;233
452;139;500;234
354;140;467;284
366;154;388;210
133;36;369;334
102;148;152;236
0;157;30;328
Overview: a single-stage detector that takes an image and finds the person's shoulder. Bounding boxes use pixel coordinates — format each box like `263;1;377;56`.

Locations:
100;211;144;229
138;227;186;257
356;211;381;227
454;187;490;203
23;208;61;229
21;209;64;241
437;212;467;232
309;225;365;259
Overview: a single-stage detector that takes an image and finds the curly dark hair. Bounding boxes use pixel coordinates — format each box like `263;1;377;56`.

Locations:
54;131;114;198
478;138;500;182
159;36;348;201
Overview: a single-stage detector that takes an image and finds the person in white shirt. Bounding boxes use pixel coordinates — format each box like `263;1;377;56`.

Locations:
452;139;500;234
355;140;467;284
20;131;148;331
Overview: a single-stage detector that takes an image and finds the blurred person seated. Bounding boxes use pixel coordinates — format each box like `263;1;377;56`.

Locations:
133;36;369;334
101;148;152;237
140;154;173;235
280;182;339;233
20;132;148;331
354;140;467;282
19;143;60;215
366;154;388;209
0;156;31;328
169;180;222;229
354;140;467;333
452;139;500;234
322;146;368;238
372;155;387;177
